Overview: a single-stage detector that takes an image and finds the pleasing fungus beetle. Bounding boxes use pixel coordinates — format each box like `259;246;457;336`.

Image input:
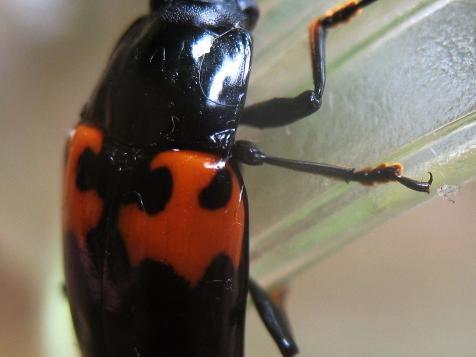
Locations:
63;0;432;356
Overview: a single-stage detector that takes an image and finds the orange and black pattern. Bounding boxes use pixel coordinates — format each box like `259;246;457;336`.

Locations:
64;124;249;357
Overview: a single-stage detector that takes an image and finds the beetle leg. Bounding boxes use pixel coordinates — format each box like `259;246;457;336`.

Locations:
249;278;298;357
240;0;378;128
232;140;433;193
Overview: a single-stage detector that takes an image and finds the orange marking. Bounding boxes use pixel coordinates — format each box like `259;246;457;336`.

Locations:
323;0;360;21
63;125;104;248
118;151;245;287
309;0;362;37
390;163;404;175
358;162;405;185
309;20;320;73
270;284;290;315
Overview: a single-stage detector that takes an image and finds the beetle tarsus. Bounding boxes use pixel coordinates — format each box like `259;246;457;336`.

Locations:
349;164;433;192
395;172;433;193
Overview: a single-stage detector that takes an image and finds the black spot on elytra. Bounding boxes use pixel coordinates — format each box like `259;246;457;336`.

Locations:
76;148;100;191
123;167;173;215
199;169;232;210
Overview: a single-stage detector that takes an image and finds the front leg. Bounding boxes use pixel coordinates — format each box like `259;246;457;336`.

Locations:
241;0;378;128
232;141;432;193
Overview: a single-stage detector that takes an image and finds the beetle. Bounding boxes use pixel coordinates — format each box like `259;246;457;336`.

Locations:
63;0;432;356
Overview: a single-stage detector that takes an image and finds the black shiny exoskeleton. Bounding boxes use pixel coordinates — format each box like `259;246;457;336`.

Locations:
64;1;432;357
83;0;258;155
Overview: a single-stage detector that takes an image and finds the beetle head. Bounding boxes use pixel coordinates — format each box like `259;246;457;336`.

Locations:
150;0;259;30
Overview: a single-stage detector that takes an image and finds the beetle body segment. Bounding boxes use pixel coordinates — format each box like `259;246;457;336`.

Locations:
118;149;246;286
82;14;253;155
64;125;249;357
